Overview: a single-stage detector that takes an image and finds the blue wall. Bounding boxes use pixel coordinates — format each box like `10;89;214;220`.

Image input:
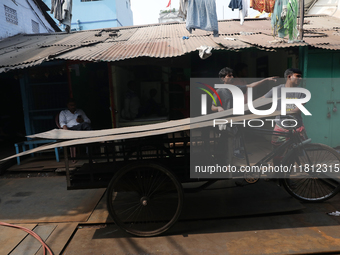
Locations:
116;0;133;27
43;0;133;31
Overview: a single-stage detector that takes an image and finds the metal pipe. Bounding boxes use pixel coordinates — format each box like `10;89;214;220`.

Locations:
64;146;71;188
299;0;305;41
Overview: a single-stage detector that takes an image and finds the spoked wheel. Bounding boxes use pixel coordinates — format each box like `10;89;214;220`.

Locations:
106;162;183;236
282;143;340;202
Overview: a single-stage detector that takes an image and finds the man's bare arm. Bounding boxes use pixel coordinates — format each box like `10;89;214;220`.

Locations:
246;76;278;88
211;104;224;112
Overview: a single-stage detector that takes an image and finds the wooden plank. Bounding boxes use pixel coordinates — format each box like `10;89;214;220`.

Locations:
0;110;281;163
8;167;45;172
55;167;76;173
0;224;36;255
10;224;56;255
35;223;78;255
27;97;274;140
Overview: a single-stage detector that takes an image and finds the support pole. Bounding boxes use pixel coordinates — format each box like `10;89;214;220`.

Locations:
64;146;71;188
299;0;304;41
299;46;308;79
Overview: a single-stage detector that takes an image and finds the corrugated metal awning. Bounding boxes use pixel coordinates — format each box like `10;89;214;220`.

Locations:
0;16;339;73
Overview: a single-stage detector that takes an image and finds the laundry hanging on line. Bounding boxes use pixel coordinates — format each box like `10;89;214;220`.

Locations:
178;0;188;19
186;0;219;37
271;0;299;42
51;0;73;33
250;0;276;13
228;0;249;25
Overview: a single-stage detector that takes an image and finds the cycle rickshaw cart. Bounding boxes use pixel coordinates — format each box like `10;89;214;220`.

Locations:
56;113;340;237
10;107;340;237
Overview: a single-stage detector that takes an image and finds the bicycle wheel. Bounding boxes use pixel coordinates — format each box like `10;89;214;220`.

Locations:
282;143;340;202
106;161;183;236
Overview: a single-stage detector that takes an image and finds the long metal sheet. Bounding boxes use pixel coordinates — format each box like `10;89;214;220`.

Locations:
0;110;281;162
27;97;274;140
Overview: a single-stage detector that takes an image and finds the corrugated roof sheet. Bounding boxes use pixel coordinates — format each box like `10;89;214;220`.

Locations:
0;16;339;72
304;30;340;50
0;45;75;67
218;19;272;34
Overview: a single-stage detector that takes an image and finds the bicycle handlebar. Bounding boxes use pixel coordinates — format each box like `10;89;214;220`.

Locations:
293;138;312;148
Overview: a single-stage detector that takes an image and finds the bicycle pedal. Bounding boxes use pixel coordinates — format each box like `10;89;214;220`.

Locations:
244;172;260;184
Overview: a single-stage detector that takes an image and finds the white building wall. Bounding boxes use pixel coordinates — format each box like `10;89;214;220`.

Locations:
159;11;184;23
0;0;55;40
308;0;340;18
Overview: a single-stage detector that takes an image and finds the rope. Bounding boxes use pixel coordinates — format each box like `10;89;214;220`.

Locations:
0;222;53;255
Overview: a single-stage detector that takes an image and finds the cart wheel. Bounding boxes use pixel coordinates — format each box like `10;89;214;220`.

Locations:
282;143;340;202
106;162;183;236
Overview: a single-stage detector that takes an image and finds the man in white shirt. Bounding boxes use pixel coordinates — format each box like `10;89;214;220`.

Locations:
59;99;91;130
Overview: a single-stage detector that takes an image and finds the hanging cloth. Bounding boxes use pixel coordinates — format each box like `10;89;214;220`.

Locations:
228;0;242;11
271;0;286;38
271;0;298;41
61;0;72;27
178;0;188;19
228;0;248;25
186;0;219;37
250;0;276;13
51;0;63;21
284;0;299;41
242;0;249;17
51;0;73;32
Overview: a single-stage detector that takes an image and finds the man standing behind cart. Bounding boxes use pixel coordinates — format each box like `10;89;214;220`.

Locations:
262;68;307;166
211;67;277;158
211;67;278;112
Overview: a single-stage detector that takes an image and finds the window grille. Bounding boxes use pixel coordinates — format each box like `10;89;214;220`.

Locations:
4;5;18;25
32;20;39;33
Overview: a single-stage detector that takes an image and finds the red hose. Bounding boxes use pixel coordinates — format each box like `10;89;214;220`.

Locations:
0;222;53;255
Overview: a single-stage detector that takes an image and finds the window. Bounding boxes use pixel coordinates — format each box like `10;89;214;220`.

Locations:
4;5;18;25
32;20;39;33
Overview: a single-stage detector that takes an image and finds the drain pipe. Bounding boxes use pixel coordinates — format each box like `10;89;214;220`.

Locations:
299;0;304;41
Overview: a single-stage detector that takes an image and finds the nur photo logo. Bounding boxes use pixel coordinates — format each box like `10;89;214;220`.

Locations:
199;84;312;116
197;82;222;115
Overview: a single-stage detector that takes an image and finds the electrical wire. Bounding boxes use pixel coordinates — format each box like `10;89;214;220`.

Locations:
14;1;31;9
0;222;54;255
